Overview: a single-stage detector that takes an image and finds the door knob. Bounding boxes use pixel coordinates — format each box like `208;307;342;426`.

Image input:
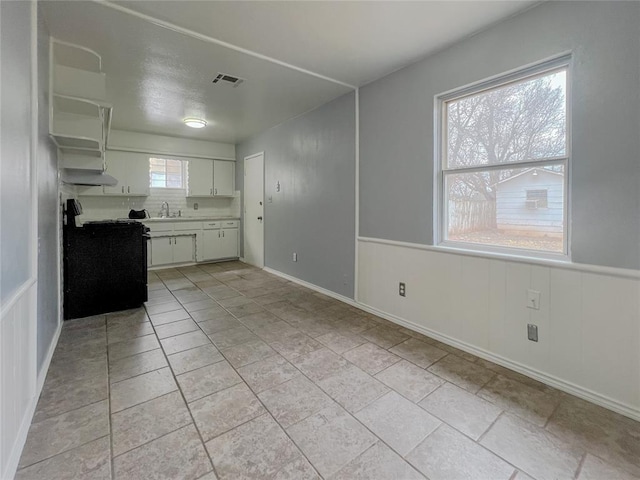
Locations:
257;216;263;221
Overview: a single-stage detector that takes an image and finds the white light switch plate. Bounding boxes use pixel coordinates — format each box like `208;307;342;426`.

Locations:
527;289;541;310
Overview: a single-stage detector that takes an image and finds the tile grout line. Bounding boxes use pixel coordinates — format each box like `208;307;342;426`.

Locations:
160;264;354;477
14;435;112;474
103;316;116;480
573;452;588;480
168;269;326;480
131;266;603;479
33;263;631;480
153;270;222;478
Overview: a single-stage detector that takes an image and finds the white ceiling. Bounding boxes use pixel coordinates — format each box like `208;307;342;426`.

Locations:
41;1;537;144
116;1;538;87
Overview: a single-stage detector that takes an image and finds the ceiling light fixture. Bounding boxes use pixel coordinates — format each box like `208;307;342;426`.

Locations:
183;118;207;129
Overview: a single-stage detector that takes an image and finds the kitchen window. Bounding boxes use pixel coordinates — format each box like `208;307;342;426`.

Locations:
436;56;570;257
149;157;184;188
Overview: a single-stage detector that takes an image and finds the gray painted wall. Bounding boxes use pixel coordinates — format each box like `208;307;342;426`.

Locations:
37;7;60;373
236;92;356;298
359;1;640;269
1;0;33;302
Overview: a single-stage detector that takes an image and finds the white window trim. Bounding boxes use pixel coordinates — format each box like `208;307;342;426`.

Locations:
433;54;572;262
149;156;187;190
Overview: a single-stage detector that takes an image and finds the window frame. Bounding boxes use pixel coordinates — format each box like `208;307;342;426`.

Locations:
149;157;186;190
434;54;572;261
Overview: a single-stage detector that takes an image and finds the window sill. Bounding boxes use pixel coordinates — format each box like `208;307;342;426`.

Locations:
437;240;570;263
357;236;640;280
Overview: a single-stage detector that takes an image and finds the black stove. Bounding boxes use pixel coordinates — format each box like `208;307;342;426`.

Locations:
63;214;149;320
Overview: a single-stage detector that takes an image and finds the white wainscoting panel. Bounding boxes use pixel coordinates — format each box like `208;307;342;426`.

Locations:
1;282;37;479
357;238;640;421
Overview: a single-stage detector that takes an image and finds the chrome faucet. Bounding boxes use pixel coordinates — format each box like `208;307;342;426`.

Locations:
160;201;169;218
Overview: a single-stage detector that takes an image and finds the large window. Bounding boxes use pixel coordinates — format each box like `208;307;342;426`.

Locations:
437;57;570;257
149;157;184;188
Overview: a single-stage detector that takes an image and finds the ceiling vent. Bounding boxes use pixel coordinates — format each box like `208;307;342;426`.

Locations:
212;73;245;88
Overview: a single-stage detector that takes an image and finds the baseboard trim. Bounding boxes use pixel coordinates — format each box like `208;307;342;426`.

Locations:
262;267;359;308
4;320;62;480
262;266;640;422
148;257;240;271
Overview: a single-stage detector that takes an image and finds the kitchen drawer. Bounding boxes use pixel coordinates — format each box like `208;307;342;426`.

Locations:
146;222;173;233
203;221;221;230
221;220;239;228
174;221;202;231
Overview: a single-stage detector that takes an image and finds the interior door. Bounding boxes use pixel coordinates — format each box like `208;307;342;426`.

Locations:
243;152;264;268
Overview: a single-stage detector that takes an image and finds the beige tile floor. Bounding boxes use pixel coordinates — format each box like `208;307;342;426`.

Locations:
16;261;640;480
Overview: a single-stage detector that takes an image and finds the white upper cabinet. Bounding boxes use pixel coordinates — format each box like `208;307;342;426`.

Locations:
187;159;235;197
102;151;149;196
213;160;235;196
187;158;214;197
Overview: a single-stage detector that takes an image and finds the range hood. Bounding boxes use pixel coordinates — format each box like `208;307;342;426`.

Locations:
61;168;118;186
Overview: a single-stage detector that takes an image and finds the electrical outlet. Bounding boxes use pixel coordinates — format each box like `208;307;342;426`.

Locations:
193;203;199;210
527;323;538;342
527;289;540;310
293;253;297;262
399;282;406;297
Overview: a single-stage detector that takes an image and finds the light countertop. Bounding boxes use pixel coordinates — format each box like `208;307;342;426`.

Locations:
79;216;240;224
141;216;240;222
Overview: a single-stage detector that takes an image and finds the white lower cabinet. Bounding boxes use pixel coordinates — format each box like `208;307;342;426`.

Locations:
150;235;194;266
202;229;221;261
174;236;195;263
220;228;238;258
201;225;239;261
146;219;238;267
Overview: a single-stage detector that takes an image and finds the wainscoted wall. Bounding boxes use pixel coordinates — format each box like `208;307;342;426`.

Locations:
1;284;38;479
357;238;640;420
77;188;241;222
349;0;640;423
0;2;59;478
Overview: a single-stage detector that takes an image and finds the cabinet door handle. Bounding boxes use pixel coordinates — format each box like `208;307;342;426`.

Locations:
169;238;171;245
122;186;125;193
127;186;130;194
218;231;220;238
222;230;225;238
210;188;213;195
214;188;217;195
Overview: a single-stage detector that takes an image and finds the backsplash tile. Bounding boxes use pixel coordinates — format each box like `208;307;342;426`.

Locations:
76;188;240;221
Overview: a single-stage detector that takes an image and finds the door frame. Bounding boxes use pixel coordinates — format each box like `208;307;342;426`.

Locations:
243;152;265;268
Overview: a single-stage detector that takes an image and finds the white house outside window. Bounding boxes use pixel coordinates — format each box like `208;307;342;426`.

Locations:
437;56;570;257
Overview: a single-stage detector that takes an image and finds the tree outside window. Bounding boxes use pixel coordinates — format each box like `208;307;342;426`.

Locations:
439;58;569;255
